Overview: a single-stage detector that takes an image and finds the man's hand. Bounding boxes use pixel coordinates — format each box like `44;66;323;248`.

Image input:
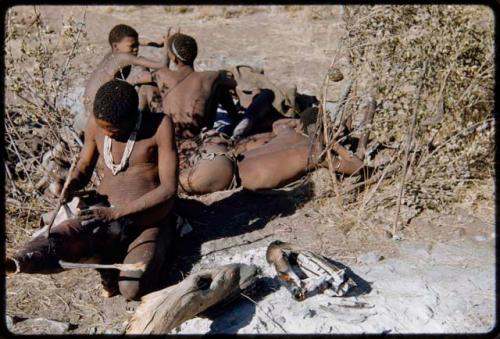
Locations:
77;207;117;227
56;179;77;203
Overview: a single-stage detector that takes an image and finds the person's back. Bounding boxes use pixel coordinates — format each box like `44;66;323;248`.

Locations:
153;33;236;139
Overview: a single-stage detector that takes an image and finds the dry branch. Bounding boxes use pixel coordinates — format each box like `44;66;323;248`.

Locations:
126;264;259;334
392;62;427;234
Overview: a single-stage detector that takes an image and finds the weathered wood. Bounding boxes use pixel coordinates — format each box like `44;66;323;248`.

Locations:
126;263;259;334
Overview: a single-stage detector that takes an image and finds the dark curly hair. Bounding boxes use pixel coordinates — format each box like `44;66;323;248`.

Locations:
108;24;138;46
93;80;139;126
167;33;198;65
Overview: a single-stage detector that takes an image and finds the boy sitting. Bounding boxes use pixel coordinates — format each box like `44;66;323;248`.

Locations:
76;24;168;132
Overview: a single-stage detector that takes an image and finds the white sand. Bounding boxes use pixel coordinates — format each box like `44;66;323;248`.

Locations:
175;236;495;334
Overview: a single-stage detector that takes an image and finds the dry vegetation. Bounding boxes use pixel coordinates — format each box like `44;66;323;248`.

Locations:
310;5;494;235
5;8;91;249
3;5;495;331
4;4;494;246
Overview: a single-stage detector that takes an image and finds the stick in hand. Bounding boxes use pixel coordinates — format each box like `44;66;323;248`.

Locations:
46;156;78;238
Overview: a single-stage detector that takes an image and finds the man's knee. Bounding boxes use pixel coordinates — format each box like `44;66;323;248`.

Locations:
118;279;143;301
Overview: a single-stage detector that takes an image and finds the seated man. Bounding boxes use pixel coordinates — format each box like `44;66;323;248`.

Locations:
140;32;239;194
151;32;238;139
178;107;364;194
77;24;169;132
6;80;178;301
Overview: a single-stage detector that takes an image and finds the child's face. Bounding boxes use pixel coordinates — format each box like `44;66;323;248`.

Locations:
112;36;139;55
95;118;134;140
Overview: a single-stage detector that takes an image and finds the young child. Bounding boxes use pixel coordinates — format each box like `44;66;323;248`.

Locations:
76;24;168;132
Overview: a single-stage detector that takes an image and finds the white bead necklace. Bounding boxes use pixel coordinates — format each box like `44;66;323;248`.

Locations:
103;110;143;175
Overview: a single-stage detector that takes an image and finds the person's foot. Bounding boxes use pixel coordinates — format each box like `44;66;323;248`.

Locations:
101;284;119;298
231;117;253;141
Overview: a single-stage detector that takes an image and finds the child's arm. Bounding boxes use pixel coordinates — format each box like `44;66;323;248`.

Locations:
118;53;167;71
139;37;164;48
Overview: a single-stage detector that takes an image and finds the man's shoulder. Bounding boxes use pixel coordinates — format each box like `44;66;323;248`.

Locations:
147;112;174;132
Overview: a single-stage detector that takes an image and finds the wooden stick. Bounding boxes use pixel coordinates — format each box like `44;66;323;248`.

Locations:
46;157;78;238
392;62;427;235
59;260;146;272
355;94;376;160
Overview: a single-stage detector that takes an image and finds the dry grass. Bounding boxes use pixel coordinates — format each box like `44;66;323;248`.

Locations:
3;5;495;332
310;5;494;234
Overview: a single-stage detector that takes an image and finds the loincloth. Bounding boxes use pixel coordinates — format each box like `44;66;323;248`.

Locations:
177;129;242;192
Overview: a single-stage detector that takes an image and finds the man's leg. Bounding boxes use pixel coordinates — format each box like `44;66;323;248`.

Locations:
239;142;316;191
232;89;275;140
6;219;104;274
118;222;175;301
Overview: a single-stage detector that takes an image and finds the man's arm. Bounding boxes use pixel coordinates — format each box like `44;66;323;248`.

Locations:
119;53;167;71
215;71;238;120
62;118;99;199
113;116;178;226
127;69;154;86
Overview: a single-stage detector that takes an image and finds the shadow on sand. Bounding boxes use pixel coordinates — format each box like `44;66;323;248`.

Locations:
168;180;315;282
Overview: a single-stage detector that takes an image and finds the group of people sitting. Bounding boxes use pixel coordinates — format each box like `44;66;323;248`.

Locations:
6;24;369;302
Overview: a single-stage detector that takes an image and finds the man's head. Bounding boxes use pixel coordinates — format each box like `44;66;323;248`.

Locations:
108;24;139;55
93;80;139;139
167;33;198;66
299;106;319;136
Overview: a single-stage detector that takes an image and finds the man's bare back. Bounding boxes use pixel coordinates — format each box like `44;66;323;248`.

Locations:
153;67;222;138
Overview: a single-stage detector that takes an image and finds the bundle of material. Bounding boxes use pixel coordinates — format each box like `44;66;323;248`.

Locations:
266;240;356;301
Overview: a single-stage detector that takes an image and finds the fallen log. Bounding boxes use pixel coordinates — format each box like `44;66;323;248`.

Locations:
126;263;259;334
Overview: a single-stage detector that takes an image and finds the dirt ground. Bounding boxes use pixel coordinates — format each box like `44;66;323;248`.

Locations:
4;5;496;335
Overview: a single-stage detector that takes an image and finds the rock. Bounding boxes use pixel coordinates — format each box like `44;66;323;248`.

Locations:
455;227;466;238
328;67;344;82
12;318;72;334
6;315;13;330
474;235;487;242
357;252;384;264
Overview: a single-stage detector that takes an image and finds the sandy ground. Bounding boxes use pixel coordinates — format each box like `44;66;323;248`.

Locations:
5;5;496;335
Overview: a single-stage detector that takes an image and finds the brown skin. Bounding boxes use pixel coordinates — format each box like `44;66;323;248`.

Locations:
239;119;363;190
83;35;168;118
150;49;237;139
178;119;364;194
64;112;178;229
178;135;234;195
138;84;163;113
7;111;178;300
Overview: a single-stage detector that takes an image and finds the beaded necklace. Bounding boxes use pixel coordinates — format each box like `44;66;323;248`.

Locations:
103;110;142;175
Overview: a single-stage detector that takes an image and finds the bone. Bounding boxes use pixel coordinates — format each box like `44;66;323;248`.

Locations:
58;260;146;272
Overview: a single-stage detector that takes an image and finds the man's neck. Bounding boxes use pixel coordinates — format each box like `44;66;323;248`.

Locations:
176;63;194;73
